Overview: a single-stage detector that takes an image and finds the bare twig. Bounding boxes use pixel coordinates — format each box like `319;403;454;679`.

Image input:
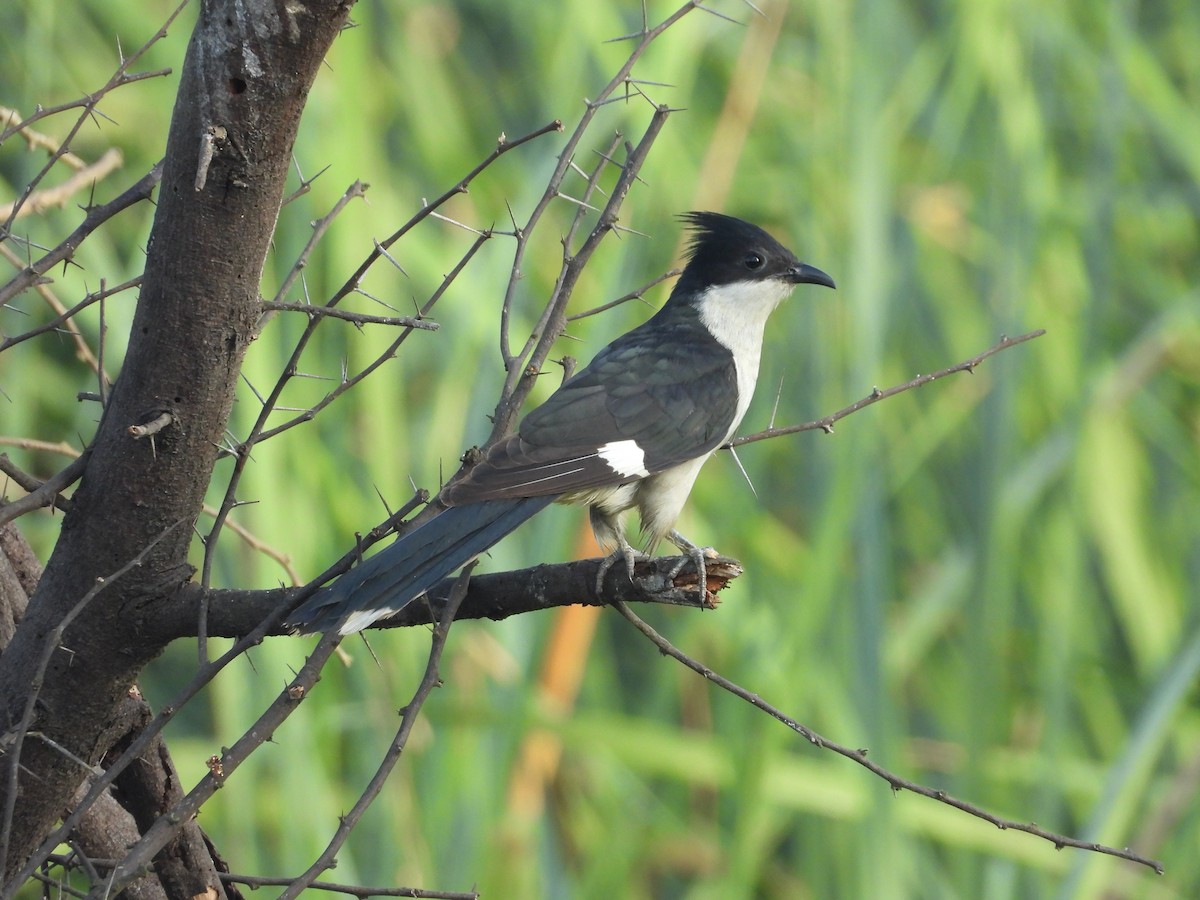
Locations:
0;0;183;230
0;268;139;361
491;1;704;440
0;162;163;310
610;599;1165;874
220;872;477;899
567;266;682;321
0;452;89;527
490;105;673;444
730;330;1047;447
0;106;90;166
9;504;403;893
200;121;562;600
0;454;74;517
266;179;368;309
93;632;344;899
279;565;477;898
223;878;475;897
0;149;124;221
127;412;173;440
260;302;438;330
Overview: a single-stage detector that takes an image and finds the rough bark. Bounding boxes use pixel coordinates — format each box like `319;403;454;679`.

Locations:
0;0;353;883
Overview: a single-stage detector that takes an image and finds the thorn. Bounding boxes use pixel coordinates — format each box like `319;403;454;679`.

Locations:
373;240;408;276
729;446;757;499
769;375;785;430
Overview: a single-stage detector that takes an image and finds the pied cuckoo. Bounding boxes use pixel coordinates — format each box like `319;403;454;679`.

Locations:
289;212;835;634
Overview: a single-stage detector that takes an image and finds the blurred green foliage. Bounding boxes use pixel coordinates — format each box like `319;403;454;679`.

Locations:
2;0;1198;897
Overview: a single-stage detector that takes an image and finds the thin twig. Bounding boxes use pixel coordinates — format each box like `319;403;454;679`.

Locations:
610;599;1164;874
1;490;426;894
0;0;183;230
0;268;140;359
0;161;163;309
729;330;1047;447
127;412;173;439
0;149;124;221
492;0;702;420
279;565;477;898
0;454;74;517
0;452;89;527
260;302;438;330
490;105;673;444
567;267;681;321
92;633;345;899
221;873;477;899
200;121;561;602
267;180;368;308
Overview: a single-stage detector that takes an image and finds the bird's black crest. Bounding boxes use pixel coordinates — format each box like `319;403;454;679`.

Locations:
673;211;800;293
681;211;789;259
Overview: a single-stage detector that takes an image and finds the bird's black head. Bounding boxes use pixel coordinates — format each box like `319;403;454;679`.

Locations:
673;211;835;297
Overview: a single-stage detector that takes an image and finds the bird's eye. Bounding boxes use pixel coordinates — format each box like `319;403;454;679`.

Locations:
743;252;764;270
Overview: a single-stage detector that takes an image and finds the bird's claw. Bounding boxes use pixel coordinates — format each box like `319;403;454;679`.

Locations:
595;542;648;594
666;530;715;602
665;546;711;601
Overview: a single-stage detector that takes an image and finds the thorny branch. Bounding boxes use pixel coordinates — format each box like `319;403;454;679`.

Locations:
0;161;164;310
0;0;183;233
199;121;563;613
0;265;140;363
258;301;439;330
220;872;478;900
276;566;476;899
610;599;1165;874
490;1;707;443
0;453;89;528
731;330;1049;447
93;632;344;899
3;495;382;895
490;106;672;445
567;266;683;321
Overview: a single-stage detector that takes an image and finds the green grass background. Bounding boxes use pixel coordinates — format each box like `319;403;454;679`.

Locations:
2;1;1198;897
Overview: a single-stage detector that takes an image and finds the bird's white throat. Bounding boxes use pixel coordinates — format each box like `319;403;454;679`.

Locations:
695;278;794;435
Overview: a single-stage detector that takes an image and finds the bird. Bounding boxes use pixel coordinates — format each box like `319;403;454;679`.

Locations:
289;211;835;634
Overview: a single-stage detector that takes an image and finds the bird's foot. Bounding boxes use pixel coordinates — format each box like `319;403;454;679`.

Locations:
595;541;650;594
666;529;718;601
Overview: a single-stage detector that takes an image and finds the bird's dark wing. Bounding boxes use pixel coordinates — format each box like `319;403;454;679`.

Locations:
444;310;738;505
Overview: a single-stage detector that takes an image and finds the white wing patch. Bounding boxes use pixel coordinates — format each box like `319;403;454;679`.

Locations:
597;439;649;478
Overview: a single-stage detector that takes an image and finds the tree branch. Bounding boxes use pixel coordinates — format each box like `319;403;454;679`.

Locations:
0;0;355;880
0;161;164;310
278;566;477;898
0;452;89;527
610;598;1165;874
154;554;735;640
259;301;438;330
730;330;1047;447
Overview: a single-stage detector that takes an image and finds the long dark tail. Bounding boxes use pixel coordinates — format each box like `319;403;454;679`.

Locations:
289;496;555;634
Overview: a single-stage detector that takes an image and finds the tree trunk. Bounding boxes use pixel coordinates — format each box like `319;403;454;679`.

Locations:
0;0;353;884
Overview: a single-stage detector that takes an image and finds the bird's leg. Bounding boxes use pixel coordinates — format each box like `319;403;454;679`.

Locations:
666;529;716;600
595;535;650;594
591;505;648;593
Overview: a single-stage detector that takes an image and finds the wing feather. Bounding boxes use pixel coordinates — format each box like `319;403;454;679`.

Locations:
444;307;738;506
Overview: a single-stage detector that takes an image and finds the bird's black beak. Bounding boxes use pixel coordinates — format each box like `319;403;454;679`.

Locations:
788;263;836;290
